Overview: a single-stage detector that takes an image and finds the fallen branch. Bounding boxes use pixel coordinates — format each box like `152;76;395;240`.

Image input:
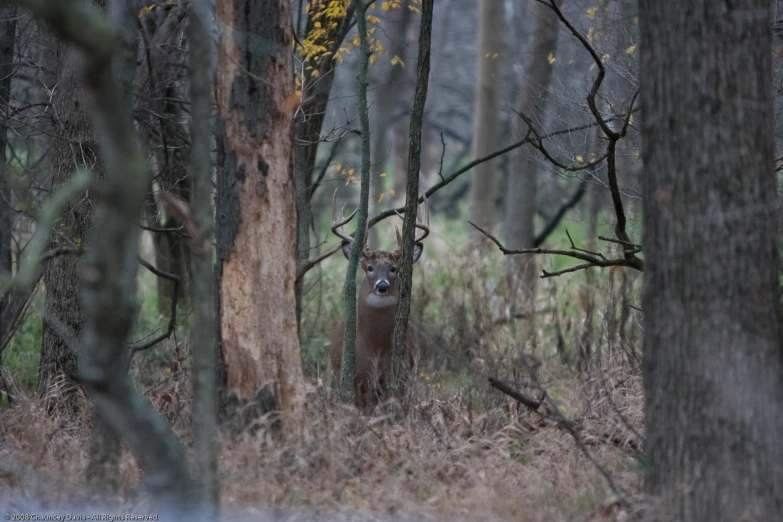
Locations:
488;376;542;410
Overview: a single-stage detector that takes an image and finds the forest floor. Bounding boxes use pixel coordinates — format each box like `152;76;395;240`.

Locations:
0;361;645;521
1;218;649;520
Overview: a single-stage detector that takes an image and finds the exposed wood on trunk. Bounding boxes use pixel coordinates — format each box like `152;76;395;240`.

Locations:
215;0;305;422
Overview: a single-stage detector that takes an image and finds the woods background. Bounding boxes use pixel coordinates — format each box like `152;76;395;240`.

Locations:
1;1;782;521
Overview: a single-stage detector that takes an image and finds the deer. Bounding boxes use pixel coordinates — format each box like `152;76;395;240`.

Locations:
329;195;430;410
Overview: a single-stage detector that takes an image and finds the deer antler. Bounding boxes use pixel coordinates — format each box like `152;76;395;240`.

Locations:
331;190;357;244
414;194;430;243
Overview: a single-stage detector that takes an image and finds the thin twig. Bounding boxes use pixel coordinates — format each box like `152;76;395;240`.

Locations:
129;256;180;355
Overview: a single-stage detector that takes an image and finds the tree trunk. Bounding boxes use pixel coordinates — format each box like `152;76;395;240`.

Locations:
339;0;374;401
134;6;191;314
38;39;100;409
187;0;218;512
85;0;138;494
640;1;783;519
392;117;409;205
468;0;502;234
391;0;433;397
0;5;18;346
503;0;561;346
369;0;412;248
215;0;305;423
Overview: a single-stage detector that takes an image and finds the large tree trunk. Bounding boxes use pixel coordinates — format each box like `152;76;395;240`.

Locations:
640;1;783;519
38;39;101;408
467;0;501;234
215;0;305;422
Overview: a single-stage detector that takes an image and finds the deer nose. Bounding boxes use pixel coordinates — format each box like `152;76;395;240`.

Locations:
375;280;389;294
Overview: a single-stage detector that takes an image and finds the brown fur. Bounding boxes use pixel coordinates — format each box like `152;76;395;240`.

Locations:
329;247;419;410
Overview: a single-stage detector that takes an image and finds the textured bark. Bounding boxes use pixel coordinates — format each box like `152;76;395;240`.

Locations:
0;5;18;346
467;0;501;233
391;0;433;396
339;0;373;401
215;0;305;420
640;1;783;519
187;0;218;513
38;36;102;406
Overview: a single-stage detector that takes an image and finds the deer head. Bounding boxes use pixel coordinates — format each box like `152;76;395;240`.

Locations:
331;194;430;306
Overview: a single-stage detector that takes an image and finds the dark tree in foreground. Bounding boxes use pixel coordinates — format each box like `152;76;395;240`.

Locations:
187;0;218;513
11;0;196;511
640;0;783;519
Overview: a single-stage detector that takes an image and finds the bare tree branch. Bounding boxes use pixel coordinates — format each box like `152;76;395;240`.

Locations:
469;221;642;275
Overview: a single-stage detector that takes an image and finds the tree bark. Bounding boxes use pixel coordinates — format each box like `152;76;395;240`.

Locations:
38;32;102;409
135;6;191;314
640;1;783;519
468;0;502;235
0;5;19;346
391;0;433;396
503;0;561;350
339;0;373;401
187;0;218;514
215;0;305;422
10;0;197;511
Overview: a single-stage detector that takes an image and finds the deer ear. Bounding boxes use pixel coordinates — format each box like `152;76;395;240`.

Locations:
341;241;353;260
412;242;424;263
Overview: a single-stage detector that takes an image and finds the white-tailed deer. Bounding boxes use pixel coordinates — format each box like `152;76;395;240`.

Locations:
329;196;430;410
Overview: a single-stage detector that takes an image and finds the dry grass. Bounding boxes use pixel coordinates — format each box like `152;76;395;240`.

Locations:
1;363;644;521
1;229;649;520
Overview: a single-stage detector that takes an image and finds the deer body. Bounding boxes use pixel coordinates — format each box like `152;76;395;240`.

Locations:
329;195;429;410
329;269;416;409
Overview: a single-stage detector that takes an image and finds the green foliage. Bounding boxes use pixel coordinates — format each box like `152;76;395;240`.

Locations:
2;303;43;390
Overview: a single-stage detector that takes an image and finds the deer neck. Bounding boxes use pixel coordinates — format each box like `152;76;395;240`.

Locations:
357;279;398;339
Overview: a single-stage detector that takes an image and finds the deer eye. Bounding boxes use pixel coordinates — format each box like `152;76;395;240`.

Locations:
390;266;396;273
367;265;374;273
